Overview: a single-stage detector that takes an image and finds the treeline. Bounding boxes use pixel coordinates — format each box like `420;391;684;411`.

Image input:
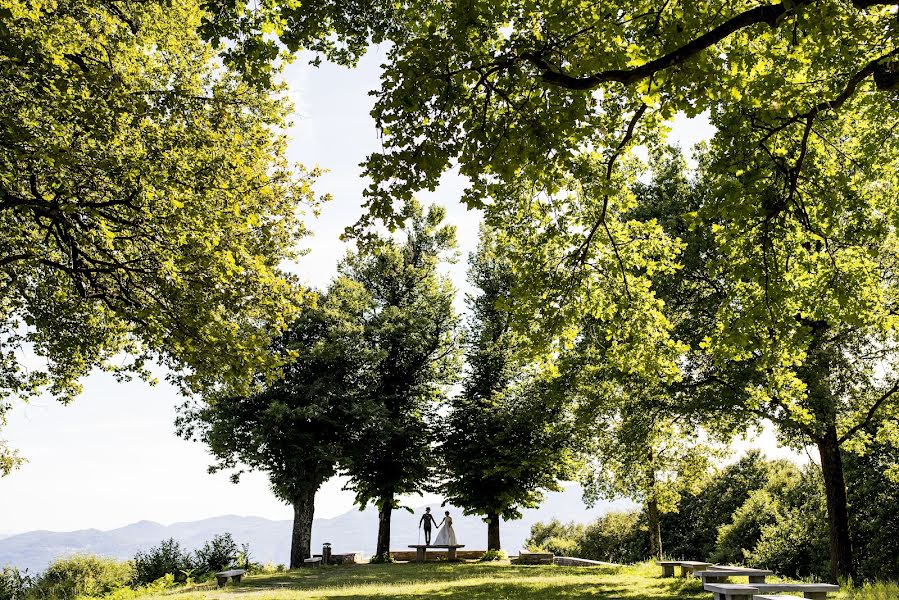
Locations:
0;534;266;599
528;449;899;581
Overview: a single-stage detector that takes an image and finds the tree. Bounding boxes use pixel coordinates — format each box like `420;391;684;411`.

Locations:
441;226;578;551
199;1;899;580
338;200;461;560
176;279;371;567
0;0;317;469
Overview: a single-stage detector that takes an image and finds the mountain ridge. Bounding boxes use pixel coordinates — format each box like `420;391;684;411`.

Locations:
0;485;634;573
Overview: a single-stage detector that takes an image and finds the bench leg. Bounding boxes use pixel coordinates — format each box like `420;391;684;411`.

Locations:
679;566;689;577
416;547;425;563
661;565;674;577
803;594;827;600
216;576;227;588
748;575;765;583
233;575;242;583
447;547;457;561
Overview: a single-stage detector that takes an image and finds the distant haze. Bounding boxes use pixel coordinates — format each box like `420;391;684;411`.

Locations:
0;485;633;573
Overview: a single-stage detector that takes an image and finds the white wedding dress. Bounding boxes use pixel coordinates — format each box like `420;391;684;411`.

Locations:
434;516;458;545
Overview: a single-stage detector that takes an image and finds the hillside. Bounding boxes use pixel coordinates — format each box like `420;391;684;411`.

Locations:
0;485;632;573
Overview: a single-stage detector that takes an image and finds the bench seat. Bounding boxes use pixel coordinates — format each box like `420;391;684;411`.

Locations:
697;568;773;584
303;557;322;568
753;583;840;599
704;583;758;600
407;544;466;562
214;569;246;587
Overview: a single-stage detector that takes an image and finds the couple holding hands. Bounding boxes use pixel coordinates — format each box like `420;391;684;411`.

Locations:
418;507;457;546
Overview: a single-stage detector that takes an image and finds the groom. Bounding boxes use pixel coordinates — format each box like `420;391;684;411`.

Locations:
419;507;438;545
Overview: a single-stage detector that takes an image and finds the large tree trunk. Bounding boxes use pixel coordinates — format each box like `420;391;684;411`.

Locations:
647;495;662;560
376;493;394;559
289;488;316;569
646;447;663;559
817;425;855;582
486;512;501;551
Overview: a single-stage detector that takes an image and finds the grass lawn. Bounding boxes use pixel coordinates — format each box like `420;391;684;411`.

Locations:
133;562;706;600
126;562;898;600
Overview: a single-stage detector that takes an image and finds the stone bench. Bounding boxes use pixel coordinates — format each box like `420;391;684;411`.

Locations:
705;583;758;600
656;560;713;577
753;583;840;599
697;568;773;584
407;544;465;562
215;569;246;587
515;551;554;565
303;557;322;568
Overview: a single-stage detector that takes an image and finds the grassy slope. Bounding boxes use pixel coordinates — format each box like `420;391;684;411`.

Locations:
135;563;706;600
128;562;898;600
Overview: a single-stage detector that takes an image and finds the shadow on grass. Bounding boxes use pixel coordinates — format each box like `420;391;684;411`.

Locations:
203;563;706;600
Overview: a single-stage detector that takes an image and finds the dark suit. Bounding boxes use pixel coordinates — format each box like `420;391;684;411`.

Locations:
420;512;438;544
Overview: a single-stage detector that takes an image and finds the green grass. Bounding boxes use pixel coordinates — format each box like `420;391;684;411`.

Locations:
107;562;899;600
128;562;706;600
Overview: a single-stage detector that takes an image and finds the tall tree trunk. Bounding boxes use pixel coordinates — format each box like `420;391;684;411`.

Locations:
486;512;501;551
817;425;855;582
647;496;662;560
646;447;663;559
376;493;394;559
289;488;316;569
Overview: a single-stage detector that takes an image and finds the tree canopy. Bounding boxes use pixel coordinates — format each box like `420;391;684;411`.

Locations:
0;0;317;470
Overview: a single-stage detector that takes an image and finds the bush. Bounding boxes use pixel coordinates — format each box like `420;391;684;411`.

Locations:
132;539;193;585
711;490;782;565
193;534;239;576
479;549;508;562
579;511;645;564
539;536;580;557
0;566;33;600
525;519;584;552
30;555;132;599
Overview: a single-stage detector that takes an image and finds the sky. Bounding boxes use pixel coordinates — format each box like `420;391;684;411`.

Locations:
0;48;793;535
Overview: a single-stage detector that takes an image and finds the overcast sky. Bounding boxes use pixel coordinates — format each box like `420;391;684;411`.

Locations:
0;48;789;535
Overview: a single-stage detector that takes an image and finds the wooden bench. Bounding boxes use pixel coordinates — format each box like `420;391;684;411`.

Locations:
407;544;466;562
215;569;246;587
303;557;322;568
752;583;840;599
515;551;554;565
705;583;758;600
697;568;773;584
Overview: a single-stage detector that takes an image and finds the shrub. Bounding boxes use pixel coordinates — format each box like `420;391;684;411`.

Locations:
193;534;239;576
525;519;583;552
745;467;829;579
0;566;33;600
132;539;193;585
479;549;508;562
538;536;580;557
579;511;645;564
711;490;782;565
30;555;132;599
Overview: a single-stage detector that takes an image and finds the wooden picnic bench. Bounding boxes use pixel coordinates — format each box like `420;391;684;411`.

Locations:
751;583;840;599
407;544;465;562
215;569;246;587
697;567;773;584
705;582;758;600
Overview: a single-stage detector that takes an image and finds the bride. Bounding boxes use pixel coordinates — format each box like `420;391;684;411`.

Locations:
434;510;457;545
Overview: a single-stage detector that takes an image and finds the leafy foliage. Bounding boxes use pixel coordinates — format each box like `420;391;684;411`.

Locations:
30;555;132;599
337;200;462;555
132;539;193;585
0;0;318;470
441;225;577;548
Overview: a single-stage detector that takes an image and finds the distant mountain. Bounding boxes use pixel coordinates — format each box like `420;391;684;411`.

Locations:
0;485;634;573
